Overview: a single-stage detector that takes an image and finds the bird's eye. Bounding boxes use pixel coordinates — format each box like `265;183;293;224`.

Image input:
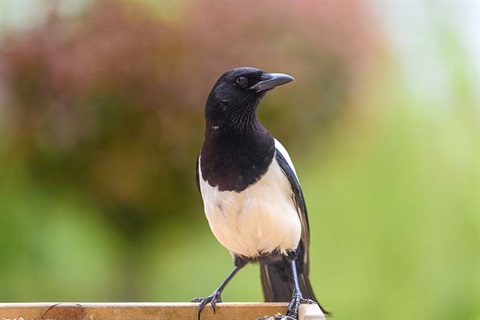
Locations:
236;76;249;87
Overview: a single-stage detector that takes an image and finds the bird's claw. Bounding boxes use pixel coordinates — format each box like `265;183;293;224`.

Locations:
192;291;222;320
256;296;316;320
286;294;317;319
257;315;295;320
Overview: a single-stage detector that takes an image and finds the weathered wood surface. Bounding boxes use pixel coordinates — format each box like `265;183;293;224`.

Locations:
0;302;325;320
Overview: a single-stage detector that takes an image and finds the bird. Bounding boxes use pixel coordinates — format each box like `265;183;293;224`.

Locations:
193;67;330;320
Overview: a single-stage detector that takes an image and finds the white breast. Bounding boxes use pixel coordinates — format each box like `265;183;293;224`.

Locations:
198;156;302;258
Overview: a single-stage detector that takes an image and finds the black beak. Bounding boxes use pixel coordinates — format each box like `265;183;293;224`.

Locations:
249;73;295;92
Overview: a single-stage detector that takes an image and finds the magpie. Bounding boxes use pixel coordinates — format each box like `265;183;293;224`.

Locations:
193;67;330;320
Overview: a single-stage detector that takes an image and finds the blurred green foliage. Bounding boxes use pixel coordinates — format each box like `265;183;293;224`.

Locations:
1;0;373;301
0;1;478;319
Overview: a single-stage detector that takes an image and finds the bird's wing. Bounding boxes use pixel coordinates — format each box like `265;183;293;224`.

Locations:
274;139;310;269
195;154;201;193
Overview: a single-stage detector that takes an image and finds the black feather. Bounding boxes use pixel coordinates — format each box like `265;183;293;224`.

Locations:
259;148;331;316
195;154;200;193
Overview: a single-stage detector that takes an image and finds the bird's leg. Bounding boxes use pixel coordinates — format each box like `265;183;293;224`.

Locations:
285;250;316;319
192;259;247;320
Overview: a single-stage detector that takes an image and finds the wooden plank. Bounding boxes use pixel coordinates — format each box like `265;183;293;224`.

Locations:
0;303;325;320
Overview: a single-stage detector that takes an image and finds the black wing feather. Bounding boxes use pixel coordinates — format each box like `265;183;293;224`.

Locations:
261;148;331;316
195;155;201;193
274;148;310;270
260;148;314;300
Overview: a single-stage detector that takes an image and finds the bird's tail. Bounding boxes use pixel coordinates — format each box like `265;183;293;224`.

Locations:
260;260;331;316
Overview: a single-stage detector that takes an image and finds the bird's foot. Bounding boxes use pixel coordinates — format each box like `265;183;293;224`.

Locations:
191;290;222;320
286;293;316;319
257;314;295;320
257;297;317;320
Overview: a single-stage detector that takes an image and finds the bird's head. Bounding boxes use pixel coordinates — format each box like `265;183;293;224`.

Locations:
205;67;294;132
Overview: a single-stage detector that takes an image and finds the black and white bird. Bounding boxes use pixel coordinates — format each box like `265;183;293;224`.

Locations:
193;67;329;319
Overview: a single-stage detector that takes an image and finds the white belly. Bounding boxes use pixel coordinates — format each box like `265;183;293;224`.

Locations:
199;157;301;258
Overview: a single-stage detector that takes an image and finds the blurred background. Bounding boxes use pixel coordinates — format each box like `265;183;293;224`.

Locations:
1;1;478;319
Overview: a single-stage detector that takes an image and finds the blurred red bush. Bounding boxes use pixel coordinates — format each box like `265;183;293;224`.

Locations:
2;1;377;229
